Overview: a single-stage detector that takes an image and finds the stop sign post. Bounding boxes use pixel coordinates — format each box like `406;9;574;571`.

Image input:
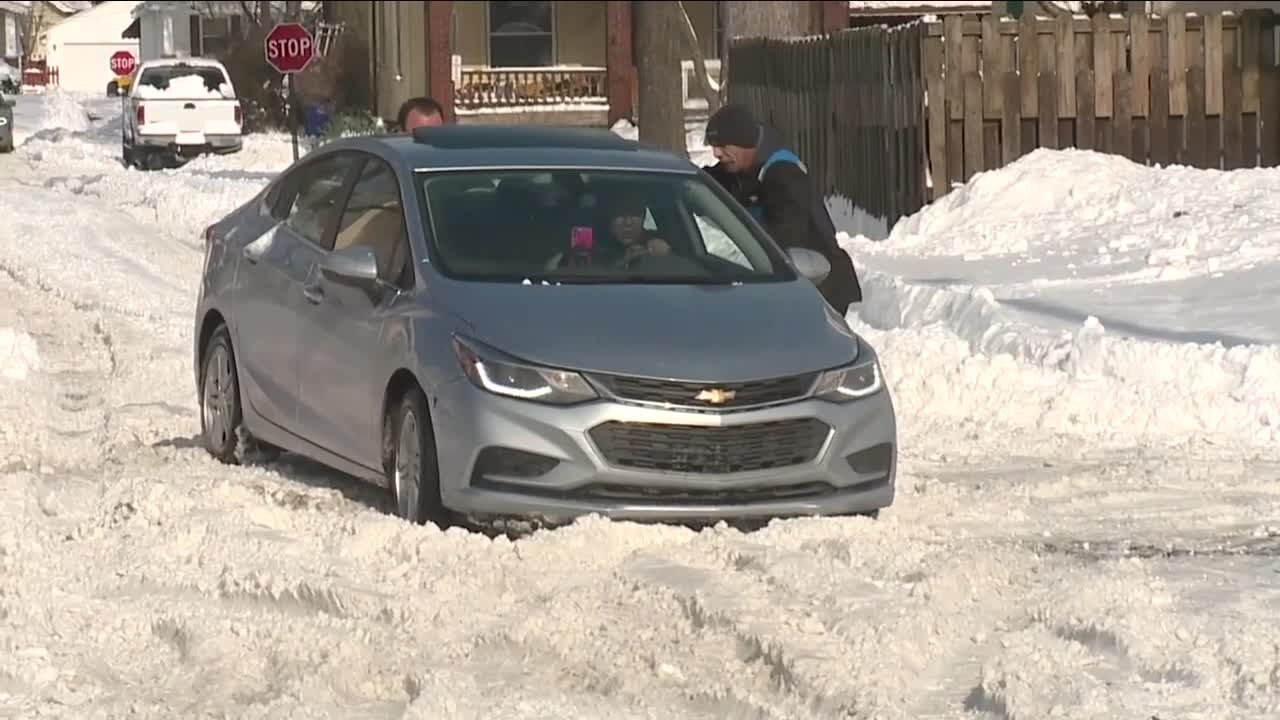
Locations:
110;50;136;77
265;22;316;161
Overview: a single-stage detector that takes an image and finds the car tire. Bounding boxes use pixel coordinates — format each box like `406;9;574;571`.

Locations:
198;324;281;465
386;387;448;527
199;325;244;463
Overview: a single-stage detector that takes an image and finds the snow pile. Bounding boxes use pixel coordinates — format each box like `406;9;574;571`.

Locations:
873;147;1280;274
837;149;1280;451
133;74;234;100
31;89;95;135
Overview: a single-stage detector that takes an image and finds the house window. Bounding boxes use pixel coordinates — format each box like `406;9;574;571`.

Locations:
196;16;238;57
487;1;554;67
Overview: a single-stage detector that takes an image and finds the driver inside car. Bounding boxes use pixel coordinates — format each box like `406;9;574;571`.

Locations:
545;194;672;270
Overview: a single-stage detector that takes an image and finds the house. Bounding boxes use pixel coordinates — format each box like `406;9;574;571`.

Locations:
330;1;851;129
43;0;138;91
18;0;95;59
0;1;29;62
122;1;320;63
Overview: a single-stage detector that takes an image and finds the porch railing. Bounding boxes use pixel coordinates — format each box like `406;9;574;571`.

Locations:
456;66;607;110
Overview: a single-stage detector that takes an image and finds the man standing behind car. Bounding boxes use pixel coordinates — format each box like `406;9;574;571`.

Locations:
701;104;863;312
396;96;447;131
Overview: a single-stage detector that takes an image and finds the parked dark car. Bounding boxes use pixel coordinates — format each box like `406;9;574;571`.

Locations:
0;96;14;153
193;125;897;527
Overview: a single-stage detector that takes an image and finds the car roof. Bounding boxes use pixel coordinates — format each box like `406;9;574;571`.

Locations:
334;125;700;175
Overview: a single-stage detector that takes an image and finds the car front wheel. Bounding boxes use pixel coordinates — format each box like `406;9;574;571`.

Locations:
387;388;447;526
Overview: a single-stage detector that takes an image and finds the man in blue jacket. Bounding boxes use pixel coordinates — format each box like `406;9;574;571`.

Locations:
701;104;863;312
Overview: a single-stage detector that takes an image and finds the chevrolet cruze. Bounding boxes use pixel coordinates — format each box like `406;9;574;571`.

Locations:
194;125;897;527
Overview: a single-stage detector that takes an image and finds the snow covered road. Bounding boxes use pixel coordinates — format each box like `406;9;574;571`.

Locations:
1;91;1278;719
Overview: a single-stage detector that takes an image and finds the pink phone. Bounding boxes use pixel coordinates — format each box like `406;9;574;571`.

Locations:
570;226;594;251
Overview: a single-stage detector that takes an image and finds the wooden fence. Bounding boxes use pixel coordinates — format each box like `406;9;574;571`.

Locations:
727;10;1280;227
729;22;926;226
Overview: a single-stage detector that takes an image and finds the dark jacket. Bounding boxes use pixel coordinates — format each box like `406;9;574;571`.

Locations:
703;127;863;311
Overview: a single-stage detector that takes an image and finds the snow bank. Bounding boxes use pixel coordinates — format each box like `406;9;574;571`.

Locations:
838;149;1280;451
38;89;95;134
872;148;1280;271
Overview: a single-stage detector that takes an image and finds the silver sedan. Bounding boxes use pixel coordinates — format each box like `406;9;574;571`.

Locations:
193;125;897;527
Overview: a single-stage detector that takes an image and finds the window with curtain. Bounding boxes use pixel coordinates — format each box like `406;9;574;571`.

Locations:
487;1;553;67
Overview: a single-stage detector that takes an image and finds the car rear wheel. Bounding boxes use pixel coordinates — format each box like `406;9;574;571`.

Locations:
199;324;280;465
388;388;447;526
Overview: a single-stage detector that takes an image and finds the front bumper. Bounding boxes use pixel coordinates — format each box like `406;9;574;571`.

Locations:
431;376;897;524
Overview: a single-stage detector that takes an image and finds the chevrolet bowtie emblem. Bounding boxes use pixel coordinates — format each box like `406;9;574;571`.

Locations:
695;388;737;404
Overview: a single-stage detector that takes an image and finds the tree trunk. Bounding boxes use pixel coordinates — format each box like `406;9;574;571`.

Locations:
676;1;720;113
719;1;820;105
634;1;688;158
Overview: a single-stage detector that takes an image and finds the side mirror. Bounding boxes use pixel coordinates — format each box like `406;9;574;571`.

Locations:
321;245;380;289
788;247;831;285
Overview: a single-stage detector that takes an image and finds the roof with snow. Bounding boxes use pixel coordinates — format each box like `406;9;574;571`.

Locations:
46;0;141;42
48;1;95;12
0;0;30;14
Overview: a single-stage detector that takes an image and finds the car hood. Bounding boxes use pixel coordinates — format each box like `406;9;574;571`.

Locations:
436;279;860;382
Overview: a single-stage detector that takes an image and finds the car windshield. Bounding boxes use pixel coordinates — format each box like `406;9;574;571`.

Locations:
418;168;797;285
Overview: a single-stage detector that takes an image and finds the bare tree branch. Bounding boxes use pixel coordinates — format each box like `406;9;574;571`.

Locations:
676;1;720;113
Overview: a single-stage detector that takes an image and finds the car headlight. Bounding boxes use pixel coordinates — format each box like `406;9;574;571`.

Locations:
452;336;598;405
813;360;882;402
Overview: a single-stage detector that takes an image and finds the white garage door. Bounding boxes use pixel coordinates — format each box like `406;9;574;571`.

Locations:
55;42;140;93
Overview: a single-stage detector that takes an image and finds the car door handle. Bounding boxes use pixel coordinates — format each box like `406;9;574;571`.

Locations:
183;102;196;110
302;283;323;305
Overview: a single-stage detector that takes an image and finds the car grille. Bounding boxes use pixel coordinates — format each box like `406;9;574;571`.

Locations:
594;372;818;410
588;418;830;474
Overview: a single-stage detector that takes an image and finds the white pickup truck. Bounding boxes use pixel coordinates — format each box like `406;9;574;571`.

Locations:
122;58;243;170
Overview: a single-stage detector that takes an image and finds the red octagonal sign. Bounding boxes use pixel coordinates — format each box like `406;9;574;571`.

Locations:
264;22;315;74
109;50;136;77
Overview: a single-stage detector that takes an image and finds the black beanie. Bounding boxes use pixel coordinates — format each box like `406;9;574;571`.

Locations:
705;104;760;148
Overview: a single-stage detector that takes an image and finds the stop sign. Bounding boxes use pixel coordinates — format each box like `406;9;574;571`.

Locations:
110;50;136;77
264;22;315;74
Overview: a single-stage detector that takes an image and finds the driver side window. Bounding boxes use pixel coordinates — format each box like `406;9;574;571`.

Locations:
332;158;412;288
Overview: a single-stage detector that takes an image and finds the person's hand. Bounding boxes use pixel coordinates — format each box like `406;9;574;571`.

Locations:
647;238;671;256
